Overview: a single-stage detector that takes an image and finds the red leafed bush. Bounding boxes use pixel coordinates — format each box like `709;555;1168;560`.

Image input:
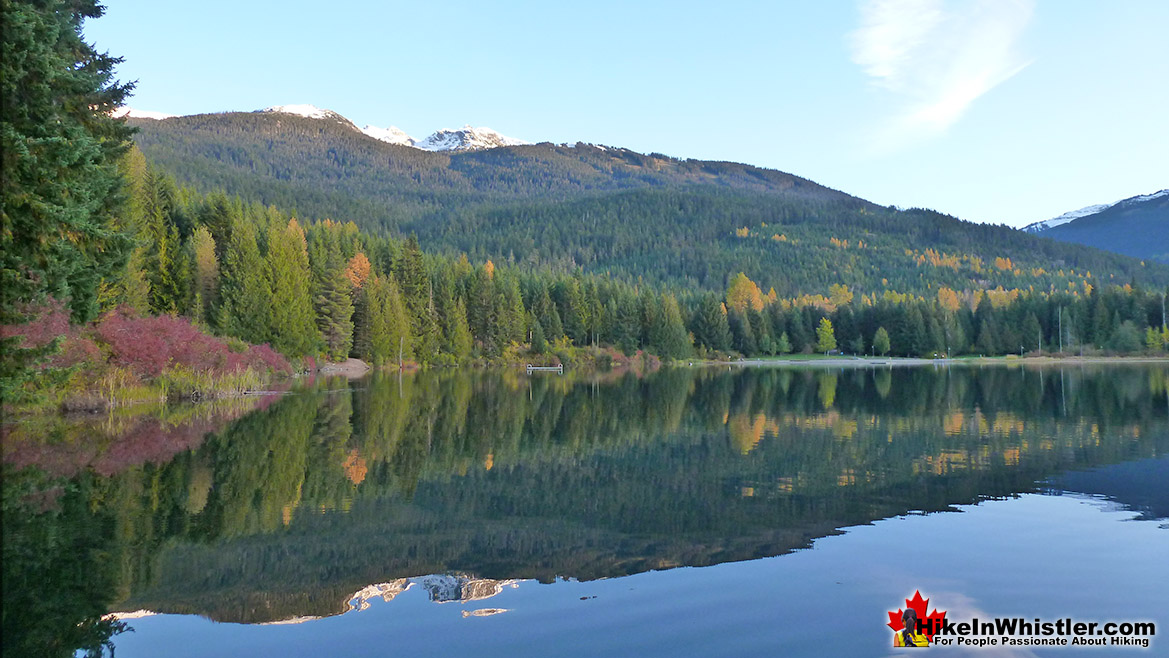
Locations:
52;336;102;369
95;308;291;377
4;303;293;386
247;344;294;375
0;299;71;349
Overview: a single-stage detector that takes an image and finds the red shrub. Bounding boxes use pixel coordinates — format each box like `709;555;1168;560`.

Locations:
94;308;292;378
248;344;294;375
0;299;71;349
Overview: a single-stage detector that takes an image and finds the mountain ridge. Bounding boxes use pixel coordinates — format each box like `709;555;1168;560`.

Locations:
118;104;528;153
123;108;1169;295
1023;190;1169;264
1023;190;1168;234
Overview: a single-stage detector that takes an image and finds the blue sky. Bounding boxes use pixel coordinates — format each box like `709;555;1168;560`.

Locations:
85;0;1167;228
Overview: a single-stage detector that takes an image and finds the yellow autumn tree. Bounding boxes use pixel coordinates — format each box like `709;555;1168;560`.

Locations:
937;287;961;312
726;272;765;312
344;252;372;289
829;283;853;307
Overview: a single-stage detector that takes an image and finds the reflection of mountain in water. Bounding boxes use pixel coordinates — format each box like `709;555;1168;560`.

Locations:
1045;456;1169;521
415;575;519;604
6;365;1169;635
262;574;518;623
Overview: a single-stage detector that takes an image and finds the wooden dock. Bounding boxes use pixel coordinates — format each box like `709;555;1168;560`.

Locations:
526;364;563;374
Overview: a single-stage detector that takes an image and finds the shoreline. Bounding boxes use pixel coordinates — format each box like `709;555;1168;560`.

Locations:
695;355;1169;368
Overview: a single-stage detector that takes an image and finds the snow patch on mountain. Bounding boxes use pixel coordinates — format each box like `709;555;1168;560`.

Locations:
1022;203;1111;233
258;105;363;131
112;107;175;120
415;125;528;152
119;103;528;151
259;104;343;120
360;124;416;147
1022;189;1169;234
1119;189;1169;206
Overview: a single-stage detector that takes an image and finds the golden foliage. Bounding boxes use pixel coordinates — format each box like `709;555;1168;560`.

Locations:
937;287;961;312
342;448;368;485
344;252;372;289
828;283;853;307
726;272;765;312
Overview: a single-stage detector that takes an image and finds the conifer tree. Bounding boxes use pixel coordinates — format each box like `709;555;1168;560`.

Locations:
117;246;152;313
1;0;135;329
308;229;354;360
216;221;271;344
267;218;321;357
650;293;692;359
314;262;354;360
395;235;439;361
692;294;732;351
976;320;997;355
529;312;547;354
365;275;412;365
1022;312;1043;353
612;288;640;354
776;331;792;354
749;309;773;354
191;226;218;325
467;266;495;345
447;298;473;360
499;277;527;347
729;308;756;355
555;279;587;344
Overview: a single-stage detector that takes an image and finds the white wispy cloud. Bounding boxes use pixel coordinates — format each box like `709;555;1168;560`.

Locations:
850;0;1034;150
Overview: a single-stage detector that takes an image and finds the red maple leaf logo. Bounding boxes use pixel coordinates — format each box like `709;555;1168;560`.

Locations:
887;590;947;642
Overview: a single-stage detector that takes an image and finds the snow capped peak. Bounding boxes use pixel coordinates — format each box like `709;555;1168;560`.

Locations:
360;124;416;147
1021;202;1111;233
415;125;528;152
111;106;175;120
1118;189;1169;206
259;104;346;120
1023;189;1169;234
119;102;530;152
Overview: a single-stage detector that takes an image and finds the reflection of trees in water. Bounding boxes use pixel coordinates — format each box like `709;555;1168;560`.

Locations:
5;365;1169;640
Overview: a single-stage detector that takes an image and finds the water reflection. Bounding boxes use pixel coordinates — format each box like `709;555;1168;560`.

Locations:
3;364;1168;654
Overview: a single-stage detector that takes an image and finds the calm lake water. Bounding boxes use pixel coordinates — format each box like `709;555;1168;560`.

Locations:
3;364;1167;657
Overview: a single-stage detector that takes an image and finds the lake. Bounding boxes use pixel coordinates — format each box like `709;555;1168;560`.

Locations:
3;363;1166;656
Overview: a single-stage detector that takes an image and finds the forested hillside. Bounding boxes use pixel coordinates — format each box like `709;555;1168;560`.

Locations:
74;148;1169;370
128;113;1168;296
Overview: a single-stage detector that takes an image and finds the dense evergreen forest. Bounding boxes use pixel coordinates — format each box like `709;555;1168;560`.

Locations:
128;113;1169;295
4;0;1169;405
87;146;1169;368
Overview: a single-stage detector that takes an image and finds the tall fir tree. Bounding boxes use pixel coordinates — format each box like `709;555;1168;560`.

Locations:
308;227;354;360
394;235;439;362
217;220;271;345
191;225;218;325
266;218;320;357
650;293;692;359
1;0;135;326
691;294;732;351
364;274;412;366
